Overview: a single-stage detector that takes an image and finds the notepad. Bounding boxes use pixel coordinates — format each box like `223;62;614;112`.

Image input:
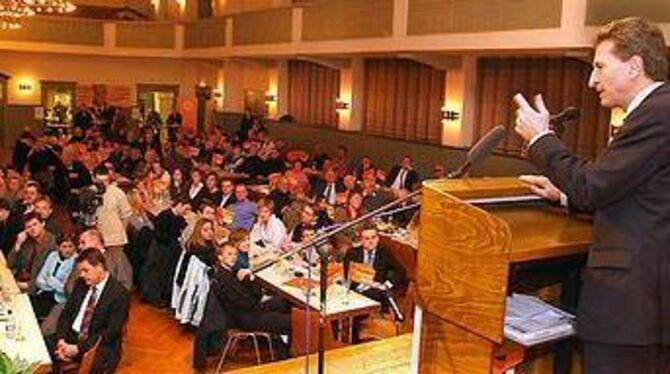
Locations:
504;293;575;346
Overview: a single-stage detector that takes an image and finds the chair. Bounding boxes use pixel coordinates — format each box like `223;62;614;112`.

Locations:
215;329;274;372
59;337;102;374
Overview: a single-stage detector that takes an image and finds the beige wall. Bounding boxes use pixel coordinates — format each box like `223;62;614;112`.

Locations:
221;59;270;113
0;51;219;106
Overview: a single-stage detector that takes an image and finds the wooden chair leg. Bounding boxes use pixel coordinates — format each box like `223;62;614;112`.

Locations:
266;334;275;362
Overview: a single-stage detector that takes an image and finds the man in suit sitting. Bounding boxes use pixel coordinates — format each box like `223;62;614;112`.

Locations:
210;242;291;357
49;248;130;373
311;168;345;206
386;155;420;191
344;224;406;315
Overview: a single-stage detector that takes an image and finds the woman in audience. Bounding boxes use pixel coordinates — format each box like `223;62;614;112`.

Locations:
175;218;217;288
31;233;77;320
169;167;187;200
250;198;287;250
285;159;310;194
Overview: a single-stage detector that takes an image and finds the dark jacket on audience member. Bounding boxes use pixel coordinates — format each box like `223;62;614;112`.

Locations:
344;246;406;290
209;265;290;335
386;166;420;190
55;276;130;373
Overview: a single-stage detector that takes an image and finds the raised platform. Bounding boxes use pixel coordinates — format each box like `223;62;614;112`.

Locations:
231;334;412;374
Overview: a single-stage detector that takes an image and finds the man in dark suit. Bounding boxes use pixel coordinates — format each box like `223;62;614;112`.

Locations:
386;155;420;191
344;225;406;310
311;168;345;206
218;179;237;208
50;248;130;373
515;17;670;373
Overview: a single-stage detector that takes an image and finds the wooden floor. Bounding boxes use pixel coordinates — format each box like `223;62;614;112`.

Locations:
117;295;271;373
116;295;400;373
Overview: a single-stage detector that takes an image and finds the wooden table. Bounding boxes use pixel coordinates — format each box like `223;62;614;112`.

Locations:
0;254;52;370
255;262;380;321
231;333;412;374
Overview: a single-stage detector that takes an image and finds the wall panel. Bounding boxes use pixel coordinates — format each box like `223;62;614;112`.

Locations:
185;17;227;48
232;8;292;45
302;0;393;41
0;16;103;46
586;0;670;25
408;0;562;35
116;22;175;48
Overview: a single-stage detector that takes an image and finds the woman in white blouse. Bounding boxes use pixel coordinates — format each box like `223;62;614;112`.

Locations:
250;198;287;250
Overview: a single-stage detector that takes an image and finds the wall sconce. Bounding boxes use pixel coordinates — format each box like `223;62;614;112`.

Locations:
441;109;460;121
18;83;33;91
265;94;277;103
335;98;350;111
212;89;223;99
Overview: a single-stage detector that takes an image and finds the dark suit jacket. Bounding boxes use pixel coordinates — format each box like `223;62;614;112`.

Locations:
310;179;345;202
528;82;670;345
218;193;237;208
56;276;130;373
386;166;420;190
344;246;406;290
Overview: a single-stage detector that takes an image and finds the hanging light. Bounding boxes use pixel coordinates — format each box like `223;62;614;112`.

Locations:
0;0;35;29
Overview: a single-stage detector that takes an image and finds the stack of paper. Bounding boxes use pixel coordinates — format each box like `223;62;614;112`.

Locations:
504;293;575;346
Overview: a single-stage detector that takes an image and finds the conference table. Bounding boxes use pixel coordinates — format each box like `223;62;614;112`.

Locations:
0;254;52;371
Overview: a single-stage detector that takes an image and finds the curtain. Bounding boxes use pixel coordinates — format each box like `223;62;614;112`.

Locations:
288;60;340;127
363;59;444;144
475;57;610;160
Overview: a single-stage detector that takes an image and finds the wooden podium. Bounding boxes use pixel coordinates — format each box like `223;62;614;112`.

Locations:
416;177;593;373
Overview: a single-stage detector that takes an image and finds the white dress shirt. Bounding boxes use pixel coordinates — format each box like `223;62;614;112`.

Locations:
250;215;287;249
72;273;110;333
390;168;408;190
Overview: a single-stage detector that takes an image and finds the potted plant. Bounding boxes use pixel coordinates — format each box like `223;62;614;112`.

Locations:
0;351;39;374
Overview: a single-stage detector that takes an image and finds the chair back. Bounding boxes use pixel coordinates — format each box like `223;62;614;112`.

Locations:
78;337;102;374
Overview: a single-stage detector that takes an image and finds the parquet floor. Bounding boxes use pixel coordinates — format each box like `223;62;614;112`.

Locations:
116;294;399;373
116;295;267;374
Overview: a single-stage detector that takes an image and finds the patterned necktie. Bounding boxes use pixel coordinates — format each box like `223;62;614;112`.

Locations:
79;286;98;342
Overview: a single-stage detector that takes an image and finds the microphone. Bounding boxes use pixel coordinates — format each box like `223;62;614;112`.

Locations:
448;125;507;179
550;107;580;138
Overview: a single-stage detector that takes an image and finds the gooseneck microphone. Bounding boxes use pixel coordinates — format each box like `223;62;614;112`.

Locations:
447;125;508;179
550;106;580;138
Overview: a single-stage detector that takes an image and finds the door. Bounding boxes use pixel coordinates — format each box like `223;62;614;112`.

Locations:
41;80;76;124
137;84;179;124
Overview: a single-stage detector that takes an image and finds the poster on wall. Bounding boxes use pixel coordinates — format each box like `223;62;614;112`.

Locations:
178;97;196;131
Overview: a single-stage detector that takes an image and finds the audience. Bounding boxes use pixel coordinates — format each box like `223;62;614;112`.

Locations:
0;116;424;371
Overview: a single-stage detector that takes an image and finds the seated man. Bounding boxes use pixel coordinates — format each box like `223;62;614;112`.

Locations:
8;212;56;291
344;224;407;320
31;233;77;320
210;242;291;356
48;248;130;373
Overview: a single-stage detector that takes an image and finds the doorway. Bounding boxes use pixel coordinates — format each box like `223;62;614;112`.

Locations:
137;84;179;123
41;81;76;125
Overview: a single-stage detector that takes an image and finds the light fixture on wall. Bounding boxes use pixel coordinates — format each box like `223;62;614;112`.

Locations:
335;98;350;111
265;93;277;103
441;109;460;121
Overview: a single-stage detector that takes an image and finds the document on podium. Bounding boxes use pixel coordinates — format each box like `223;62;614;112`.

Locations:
504;293;576;346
